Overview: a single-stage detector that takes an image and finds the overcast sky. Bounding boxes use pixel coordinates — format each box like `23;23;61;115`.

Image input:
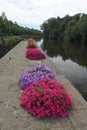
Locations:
0;0;87;30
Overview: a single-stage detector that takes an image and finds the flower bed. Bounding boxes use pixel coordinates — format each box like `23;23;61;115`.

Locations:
26;38;37;48
26;48;46;60
18;64;55;89
20;78;73;118
18;38;73;119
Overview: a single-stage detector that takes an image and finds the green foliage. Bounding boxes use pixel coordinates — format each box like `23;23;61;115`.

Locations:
0;122;3;130
35;128;50;130
5;36;21;49
41;17;57;39
6;36;17;44
0;12;42;37
41;13;87;44
77;15;87;42
64;21;82;42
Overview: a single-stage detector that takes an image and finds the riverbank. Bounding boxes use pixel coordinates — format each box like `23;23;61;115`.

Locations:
0;40;87;130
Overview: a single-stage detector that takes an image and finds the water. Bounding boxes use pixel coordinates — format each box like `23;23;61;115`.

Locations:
37;39;87;101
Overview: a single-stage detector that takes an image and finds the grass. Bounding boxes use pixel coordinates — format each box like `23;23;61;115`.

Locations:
68;116;76;130
35;128;50;130
0;122;3;130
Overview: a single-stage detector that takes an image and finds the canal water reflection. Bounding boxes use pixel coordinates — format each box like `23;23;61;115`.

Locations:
37;39;87;101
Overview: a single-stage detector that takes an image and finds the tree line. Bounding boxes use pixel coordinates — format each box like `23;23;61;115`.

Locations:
0;12;42;58
41;13;87;44
0;12;42;38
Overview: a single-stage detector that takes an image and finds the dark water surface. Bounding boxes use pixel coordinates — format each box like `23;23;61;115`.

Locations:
37;39;87;101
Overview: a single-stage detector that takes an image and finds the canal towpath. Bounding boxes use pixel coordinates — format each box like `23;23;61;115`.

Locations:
0;40;87;130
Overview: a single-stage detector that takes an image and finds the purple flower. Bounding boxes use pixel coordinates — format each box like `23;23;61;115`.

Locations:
18;64;55;89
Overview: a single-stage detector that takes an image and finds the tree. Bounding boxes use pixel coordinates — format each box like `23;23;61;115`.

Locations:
1;12;7;20
0;12;42;37
78;16;87;43
41;13;87;44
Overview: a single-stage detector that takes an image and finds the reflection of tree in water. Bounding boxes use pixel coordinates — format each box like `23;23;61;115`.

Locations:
42;40;87;68
63;42;87;68
42;40;65;58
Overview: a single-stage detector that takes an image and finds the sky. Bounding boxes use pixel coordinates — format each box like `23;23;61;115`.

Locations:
0;0;87;30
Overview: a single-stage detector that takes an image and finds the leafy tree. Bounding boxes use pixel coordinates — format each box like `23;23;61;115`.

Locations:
0;12;42;37
77;15;87;42
1;12;7;20
41;13;87;44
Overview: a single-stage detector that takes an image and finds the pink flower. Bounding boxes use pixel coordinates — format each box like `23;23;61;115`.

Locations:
20;78;73;118
26;48;46;60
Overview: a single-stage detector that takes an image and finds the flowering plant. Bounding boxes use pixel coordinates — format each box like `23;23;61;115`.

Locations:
26;48;46;60
20;78;73;118
26;38;37;48
18;64;55;89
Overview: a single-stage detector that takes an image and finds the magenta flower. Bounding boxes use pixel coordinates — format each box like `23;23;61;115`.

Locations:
26;48;46;60
20;78;73;118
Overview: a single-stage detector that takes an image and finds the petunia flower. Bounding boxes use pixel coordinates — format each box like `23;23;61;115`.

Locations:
20;78;73;118
18;64;55;89
26;48;46;60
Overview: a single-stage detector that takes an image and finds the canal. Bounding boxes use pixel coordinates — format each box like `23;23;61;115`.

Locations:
37;39;87;101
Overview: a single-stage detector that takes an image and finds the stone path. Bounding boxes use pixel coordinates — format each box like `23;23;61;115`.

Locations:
0;41;87;130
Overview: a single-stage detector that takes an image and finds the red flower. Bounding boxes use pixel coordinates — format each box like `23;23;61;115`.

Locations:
26;48;46;60
20;78;73;118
